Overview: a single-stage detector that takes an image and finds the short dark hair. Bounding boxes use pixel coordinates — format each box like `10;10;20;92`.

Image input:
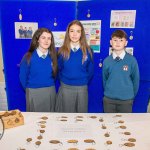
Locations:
111;29;128;40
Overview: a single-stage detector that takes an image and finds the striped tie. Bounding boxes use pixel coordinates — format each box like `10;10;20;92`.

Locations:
73;47;77;52
42;54;46;59
115;56;120;61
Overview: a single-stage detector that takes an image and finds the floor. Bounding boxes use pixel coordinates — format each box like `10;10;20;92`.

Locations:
0;82;8;111
147;102;150;113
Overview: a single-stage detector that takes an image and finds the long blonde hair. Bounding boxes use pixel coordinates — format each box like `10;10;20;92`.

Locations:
58;20;93;61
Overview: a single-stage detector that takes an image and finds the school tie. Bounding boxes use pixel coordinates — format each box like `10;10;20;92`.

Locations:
115;56;120;61
73;47;78;52
42;54;46;59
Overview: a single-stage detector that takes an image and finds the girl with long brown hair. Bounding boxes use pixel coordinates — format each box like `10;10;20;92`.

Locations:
20;28;57;112
56;20;94;113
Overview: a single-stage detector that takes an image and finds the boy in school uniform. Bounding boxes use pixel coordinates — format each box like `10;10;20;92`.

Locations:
102;29;139;113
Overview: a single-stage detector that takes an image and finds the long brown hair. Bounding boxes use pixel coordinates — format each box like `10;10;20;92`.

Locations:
24;28;57;77
58;20;93;61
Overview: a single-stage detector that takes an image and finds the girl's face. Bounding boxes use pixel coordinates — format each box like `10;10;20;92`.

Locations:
38;32;51;52
110;37;128;52
69;24;81;44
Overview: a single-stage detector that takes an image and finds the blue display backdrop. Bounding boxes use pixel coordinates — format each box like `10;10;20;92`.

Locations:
0;0;150;112
0;1;76;111
77;0;150;112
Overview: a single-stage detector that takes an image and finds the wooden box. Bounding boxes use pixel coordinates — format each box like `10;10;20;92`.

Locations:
0;109;24;129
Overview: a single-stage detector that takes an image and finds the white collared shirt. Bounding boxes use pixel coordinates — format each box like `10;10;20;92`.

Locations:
112;50;125;60
70;44;80;52
36;48;48;58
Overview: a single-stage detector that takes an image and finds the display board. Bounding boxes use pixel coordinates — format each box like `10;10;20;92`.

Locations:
77;0;150;112
0;1;76;111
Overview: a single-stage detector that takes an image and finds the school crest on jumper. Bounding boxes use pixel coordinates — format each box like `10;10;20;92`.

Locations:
123;65;128;71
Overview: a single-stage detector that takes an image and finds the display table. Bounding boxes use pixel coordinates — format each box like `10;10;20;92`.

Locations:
0;112;150;150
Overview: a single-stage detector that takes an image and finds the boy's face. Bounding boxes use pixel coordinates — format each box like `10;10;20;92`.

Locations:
110;37;128;52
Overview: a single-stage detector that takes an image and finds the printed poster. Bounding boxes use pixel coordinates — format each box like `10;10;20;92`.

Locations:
15;22;38;39
81;20;101;53
110;10;136;28
109;47;134;55
53;31;65;47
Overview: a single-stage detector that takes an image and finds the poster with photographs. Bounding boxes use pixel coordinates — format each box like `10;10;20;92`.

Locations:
80;20;101;53
15;22;38;39
109;47;134;55
110;10;136;28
